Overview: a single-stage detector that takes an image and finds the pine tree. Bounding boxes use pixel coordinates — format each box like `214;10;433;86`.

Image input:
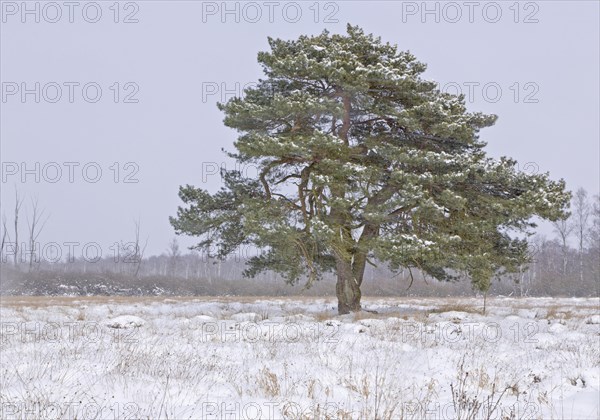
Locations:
170;25;570;314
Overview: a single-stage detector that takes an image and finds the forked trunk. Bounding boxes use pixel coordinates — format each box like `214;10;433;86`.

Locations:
335;258;362;314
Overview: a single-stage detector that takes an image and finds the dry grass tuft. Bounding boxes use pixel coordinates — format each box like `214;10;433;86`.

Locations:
257;367;281;397
313;311;334;322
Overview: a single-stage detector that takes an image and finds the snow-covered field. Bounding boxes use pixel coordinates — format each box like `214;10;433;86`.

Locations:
0;296;598;419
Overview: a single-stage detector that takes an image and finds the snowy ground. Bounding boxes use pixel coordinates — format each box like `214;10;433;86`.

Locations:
0;296;598;419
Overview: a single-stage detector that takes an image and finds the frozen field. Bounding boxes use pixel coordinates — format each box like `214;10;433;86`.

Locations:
1;296;599;419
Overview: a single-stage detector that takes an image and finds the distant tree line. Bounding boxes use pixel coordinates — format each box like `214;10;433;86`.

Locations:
1;188;598;297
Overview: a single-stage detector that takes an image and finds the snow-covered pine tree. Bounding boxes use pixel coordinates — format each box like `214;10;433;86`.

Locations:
171;25;570;314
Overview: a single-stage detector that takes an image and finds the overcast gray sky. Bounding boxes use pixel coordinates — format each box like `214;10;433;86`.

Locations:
1;0;598;259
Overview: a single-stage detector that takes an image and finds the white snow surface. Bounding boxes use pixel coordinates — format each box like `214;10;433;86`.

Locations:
104;315;146;329
0;296;598;419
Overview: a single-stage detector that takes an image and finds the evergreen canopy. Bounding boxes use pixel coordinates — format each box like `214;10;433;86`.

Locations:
171;25;570;313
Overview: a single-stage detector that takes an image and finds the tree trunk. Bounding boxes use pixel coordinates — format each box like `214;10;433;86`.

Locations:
483;291;488;315
335;257;362;314
332;222;378;314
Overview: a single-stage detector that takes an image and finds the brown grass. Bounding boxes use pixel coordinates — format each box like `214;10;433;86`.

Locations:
257;367;281;397
544;305;579;320
0;295;330;309
429;303;483;315
2;295;597;320
313;311;335;322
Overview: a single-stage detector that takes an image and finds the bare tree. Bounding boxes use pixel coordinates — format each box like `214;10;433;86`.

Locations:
26;197;50;272
588;195;600;250
1;213;10;259
587;195;600;281
133;219;148;278
552;217;573;276
572;188;591;282
167;238;181;277
13;189;24;267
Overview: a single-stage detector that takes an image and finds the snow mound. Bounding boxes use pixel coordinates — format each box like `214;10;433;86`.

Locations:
585;315;600;325
230;312;260;322
434;311;470;322
285;314;314;322
352;325;368;333
517;309;538;319
548;322;567;334
358;318;385;328
105;315;145;329
194;315;217;323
